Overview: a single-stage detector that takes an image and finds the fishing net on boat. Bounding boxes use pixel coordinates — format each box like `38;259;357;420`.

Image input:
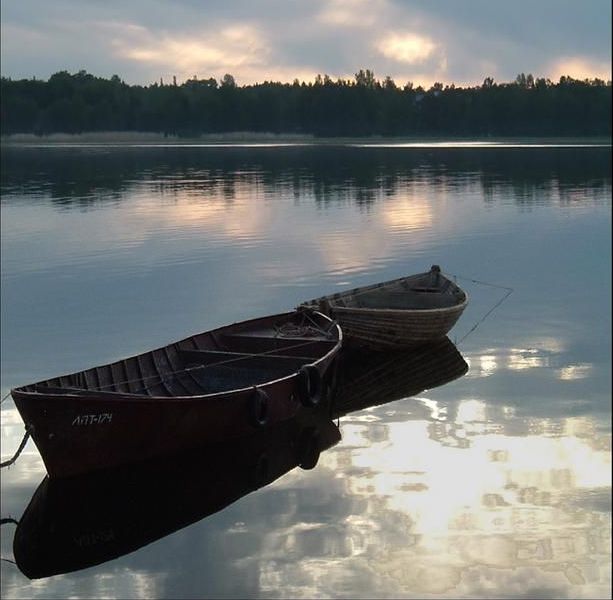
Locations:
274;309;336;338
274;322;327;338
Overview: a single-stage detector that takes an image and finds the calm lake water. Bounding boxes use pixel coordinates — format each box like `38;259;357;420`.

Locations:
1;142;611;599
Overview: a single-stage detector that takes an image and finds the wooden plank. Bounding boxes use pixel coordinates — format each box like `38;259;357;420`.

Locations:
164;346;202;395
95;366;115;392
32;385;141;397
136;353;165;396
83;368;99;390
176;335;199;351
151;349;186;396
178;348;317;363
110;361;129;393
123;358;143;394
221;334;334;357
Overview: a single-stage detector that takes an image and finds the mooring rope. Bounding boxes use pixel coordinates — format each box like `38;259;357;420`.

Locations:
444;271;514;346
445;271;515;294
0;391;11;405
0;427;31;469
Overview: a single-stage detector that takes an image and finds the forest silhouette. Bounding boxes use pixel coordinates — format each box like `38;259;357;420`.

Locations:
1;69;610;137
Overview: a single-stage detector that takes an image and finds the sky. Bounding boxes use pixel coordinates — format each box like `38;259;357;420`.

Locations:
1;0;611;87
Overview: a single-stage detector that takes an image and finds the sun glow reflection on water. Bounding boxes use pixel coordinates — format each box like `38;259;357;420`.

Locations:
255;398;612;598
0;144;610;599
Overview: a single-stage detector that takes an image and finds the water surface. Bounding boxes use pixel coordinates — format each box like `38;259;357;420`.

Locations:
1;143;611;599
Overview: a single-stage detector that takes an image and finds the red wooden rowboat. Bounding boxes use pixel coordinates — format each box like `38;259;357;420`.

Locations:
10;308;342;478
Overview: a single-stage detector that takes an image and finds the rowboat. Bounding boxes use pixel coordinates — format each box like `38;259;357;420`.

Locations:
301;265;468;349
13;405;341;579
10;308;342;478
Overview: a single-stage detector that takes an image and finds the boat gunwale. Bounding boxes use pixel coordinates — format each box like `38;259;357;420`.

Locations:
328;292;469;315
302;270;467;309
11;310;343;402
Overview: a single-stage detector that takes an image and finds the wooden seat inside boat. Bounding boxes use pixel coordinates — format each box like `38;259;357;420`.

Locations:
177;347;313;374
32;346;315;397
25;310;339;399
219;333;336;357
173;338;325;394
184;360;301;394
348;290;460;310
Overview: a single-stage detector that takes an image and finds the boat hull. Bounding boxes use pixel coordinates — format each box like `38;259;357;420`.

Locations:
11;310;342;478
302;266;468;349
331;301;466;349
12;382;296;478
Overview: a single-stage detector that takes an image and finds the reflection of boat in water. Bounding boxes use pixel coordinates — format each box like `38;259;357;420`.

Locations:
12;406;340;580
11;338;467;580
331;336;468;417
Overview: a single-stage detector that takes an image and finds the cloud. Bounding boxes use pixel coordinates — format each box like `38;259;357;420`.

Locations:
317;0;386;28
0;0;611;86
549;56;612;81
113;23;270;78
376;32;437;64
103;18;324;84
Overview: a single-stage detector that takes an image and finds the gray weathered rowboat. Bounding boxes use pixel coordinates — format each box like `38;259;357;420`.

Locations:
301;265;468;349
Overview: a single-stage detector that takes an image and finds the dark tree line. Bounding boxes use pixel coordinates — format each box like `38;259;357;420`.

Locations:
1;69;610;137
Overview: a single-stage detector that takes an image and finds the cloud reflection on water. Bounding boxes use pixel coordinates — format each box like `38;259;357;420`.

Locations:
1;145;609;598
253;395;611;598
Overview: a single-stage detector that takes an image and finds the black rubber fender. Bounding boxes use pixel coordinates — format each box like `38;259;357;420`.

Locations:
297;427;321;470
296;365;322;407
249;387;270;427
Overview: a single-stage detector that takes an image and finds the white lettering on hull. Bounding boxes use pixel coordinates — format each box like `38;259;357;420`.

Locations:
71;413;113;426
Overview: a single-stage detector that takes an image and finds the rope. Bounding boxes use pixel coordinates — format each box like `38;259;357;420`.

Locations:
0;427;31;469
133;336;325;395
308;267;512;347
444;271;514;294
304;309;338;335
134;308;336;395
274;323;324;338
27;310;335;397
444;271;514;345
0;391;11;405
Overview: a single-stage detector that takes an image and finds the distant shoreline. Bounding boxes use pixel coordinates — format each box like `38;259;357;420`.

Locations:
1;131;611;146
0;131;314;145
